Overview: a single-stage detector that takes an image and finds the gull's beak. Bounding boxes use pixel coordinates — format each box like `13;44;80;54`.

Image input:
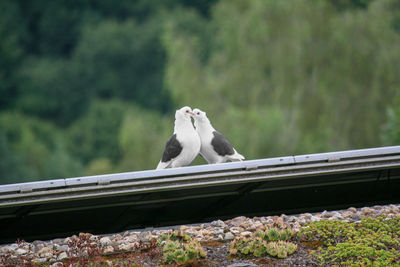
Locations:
189;111;195;116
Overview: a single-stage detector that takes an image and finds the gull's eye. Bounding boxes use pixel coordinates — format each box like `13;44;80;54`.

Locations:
186;110;189;113
197;112;200;115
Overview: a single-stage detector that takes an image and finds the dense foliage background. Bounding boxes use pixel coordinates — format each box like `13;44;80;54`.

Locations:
1;0;399;184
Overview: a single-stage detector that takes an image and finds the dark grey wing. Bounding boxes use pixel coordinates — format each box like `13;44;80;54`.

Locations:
211;131;235;156
161;134;183;162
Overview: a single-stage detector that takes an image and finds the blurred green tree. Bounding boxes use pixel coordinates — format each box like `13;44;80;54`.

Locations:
381;97;400;145
0;131;33;184
16;58;88;126
0;112;82;184
0;0;23;110
327;0;372;10
72;18;172;111
17;17;175;126
117;105;172;172
67;100;127;165
163;0;400;159
85;158;114;176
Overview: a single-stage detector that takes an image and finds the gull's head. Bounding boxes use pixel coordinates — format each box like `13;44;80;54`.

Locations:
192;108;208;123
175;106;194;120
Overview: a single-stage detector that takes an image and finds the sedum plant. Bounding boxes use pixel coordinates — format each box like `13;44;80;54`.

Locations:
298;215;400;266
229;227;297;259
158;230;206;265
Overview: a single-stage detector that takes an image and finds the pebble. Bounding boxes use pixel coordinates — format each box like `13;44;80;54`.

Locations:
55;244;69;252
261;217;273;224
310;215;321;222
42;252;54;259
15;248;27;255
361;207;374;215
9;244;18;250
331;211;342;218
227;263;258;267
342;211;353;219
390;204;399;212
230;227;244;234
38;247;53;255
227;216;247;227
216;234;224;241
100;236;112;246
0;246;9;254
348;207;357;213
79;232;92;239
213;228;224;235
34;243;45;253
32;258;47;264
183;228;198;237
0;203;399;265
118;242;138;251
103;246;114;253
113;234;122;241
321;210;332;218
224;232;235;240
57;252;68;261
125;235;137;242
286;216;297;223
52;238;64;244
211;219;226;228
240;231;253;237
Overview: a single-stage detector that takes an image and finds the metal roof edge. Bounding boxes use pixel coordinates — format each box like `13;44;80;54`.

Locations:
1;146;399;194
294;145;400;163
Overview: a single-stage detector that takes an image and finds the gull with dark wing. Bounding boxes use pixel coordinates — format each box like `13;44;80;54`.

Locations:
192;108;244;164
156;106;201;169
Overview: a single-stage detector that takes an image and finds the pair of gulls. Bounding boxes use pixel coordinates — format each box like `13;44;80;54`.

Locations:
156;106;244;170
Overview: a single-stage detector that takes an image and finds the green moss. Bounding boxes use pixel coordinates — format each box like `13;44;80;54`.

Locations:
298;215;400;266
229;227;297;259
158;230;206;265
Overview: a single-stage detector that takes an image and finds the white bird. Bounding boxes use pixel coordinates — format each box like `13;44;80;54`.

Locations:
156;106;201;170
192;108;244;164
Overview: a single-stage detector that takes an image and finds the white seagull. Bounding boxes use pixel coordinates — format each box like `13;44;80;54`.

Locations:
192;108;244;164
156;106;201;170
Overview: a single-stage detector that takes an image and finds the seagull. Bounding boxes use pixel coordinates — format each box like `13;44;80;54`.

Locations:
192;108;244;164
156;106;201;170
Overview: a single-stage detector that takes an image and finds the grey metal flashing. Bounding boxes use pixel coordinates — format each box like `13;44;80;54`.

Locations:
1;146;399;195
0;147;399;206
0;179;66;194
293;145;400;163
64;155;295;186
